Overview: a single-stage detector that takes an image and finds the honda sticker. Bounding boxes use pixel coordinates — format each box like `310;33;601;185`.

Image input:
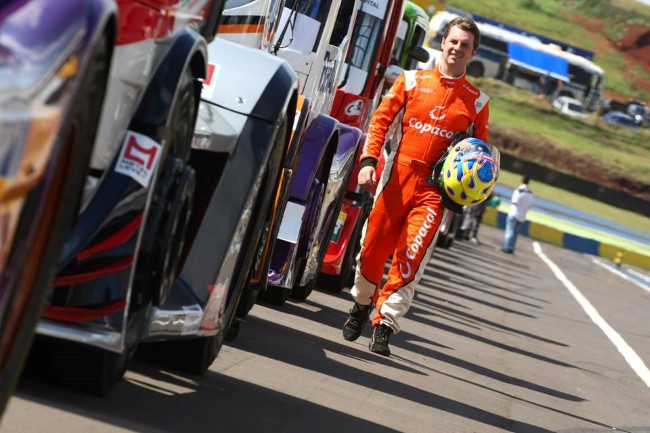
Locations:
115;131;162;188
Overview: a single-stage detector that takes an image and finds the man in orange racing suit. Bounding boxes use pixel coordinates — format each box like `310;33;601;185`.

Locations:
341;16;489;356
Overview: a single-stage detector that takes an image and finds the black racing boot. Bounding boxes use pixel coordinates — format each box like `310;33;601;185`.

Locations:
369;323;393;356
342;302;372;341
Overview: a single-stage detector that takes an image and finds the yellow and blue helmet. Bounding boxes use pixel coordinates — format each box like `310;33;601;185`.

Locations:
440;137;499;207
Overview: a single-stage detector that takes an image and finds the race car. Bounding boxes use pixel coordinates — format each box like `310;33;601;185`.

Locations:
0;0;116;414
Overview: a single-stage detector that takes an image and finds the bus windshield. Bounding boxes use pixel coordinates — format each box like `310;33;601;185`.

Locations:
277;0;334;53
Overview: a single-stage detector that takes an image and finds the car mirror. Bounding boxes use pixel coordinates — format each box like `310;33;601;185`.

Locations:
408;46;430;64
384;64;404;84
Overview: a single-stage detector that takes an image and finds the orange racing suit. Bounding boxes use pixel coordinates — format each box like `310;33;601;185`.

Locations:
351;67;489;332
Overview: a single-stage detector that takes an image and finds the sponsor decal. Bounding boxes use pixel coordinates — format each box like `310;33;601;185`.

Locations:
361;0;388;17
407;117;457;138
180;304;203;335
463;83;479;95
428;106;447;120
318;51;338;93
201;62;220;100
361;0;380;9
399;207;437;279
344;99;363;116
115;131;162;188
331;211;347;244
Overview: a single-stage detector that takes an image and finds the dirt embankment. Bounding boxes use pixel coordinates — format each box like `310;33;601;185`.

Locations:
489;127;650;203
570;13;650;99
495;14;650;203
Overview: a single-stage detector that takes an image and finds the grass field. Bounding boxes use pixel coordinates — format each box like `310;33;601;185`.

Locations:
467;78;650;237
445;0;650;100
473;77;650;188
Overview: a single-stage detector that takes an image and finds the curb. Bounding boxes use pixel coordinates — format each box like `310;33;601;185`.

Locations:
481;207;650;271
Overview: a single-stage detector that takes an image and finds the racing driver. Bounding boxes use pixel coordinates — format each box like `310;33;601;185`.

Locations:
341;16;490;356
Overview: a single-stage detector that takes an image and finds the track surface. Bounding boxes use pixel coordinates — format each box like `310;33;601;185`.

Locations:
2;226;649;433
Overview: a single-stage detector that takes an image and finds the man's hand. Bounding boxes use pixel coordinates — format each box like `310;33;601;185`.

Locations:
358;166;377;192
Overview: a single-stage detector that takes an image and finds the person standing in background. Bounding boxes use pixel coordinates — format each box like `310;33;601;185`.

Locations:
502;176;534;253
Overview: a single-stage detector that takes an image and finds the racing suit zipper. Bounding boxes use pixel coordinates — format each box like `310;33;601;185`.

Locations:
424;80;453;165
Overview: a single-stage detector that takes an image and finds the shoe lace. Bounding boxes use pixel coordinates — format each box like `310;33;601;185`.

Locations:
374;325;391;342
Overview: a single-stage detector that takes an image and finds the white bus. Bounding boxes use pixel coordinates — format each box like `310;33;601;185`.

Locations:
427;10;605;111
427;11;539;78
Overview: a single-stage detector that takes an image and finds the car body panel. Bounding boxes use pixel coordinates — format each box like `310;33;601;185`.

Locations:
146;37;298;339
0;0;117;415
37;1;210;355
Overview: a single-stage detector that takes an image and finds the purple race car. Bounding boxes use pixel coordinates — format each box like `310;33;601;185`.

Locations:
0;0;116;415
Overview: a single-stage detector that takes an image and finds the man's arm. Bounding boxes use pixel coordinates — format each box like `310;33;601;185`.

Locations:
510;187;520;204
359;72;407;167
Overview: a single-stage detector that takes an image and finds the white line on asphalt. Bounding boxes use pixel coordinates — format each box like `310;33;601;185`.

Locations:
591;258;650;294
629;269;650;284
533;242;650;389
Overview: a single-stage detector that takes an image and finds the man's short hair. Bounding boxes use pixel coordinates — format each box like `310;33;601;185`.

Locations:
522;175;530;184
443;16;481;51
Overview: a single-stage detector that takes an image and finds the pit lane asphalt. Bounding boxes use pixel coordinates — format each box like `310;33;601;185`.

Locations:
2;225;650;433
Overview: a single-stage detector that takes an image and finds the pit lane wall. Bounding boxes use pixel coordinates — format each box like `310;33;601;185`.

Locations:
482;207;650;271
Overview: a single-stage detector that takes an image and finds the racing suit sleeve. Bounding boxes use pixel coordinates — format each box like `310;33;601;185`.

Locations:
359;72;408;167
473;98;490;143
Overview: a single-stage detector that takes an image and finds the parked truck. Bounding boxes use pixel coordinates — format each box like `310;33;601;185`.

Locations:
215;0;363;309
94;0;363;385
260;0;363;304
29;0;227;395
319;0;407;292
319;0;432;292
135;35;300;375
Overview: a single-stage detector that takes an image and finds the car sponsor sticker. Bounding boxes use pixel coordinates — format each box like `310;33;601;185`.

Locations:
344;100;363;117
115;131;162;188
180;304;203;335
331;211;347;244
201;62;220;100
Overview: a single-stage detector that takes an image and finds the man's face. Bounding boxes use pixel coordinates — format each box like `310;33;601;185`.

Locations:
441;26;476;70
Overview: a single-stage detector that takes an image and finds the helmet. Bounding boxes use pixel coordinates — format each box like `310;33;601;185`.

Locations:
440;138;499;207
